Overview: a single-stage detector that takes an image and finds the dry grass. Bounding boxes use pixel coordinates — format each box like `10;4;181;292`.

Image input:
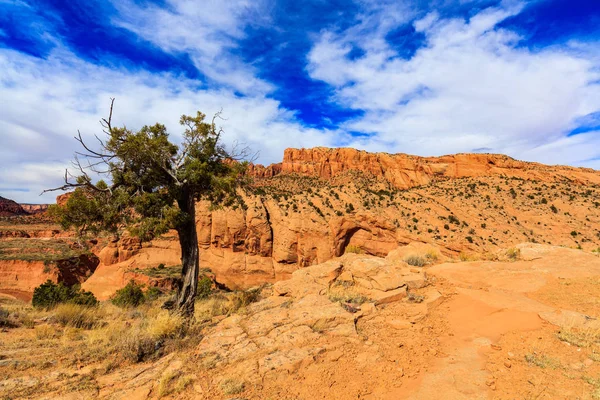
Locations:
345;245;364;254
557;326;600;348
157;370;181;398
0;288;258;398
424;249;439;262
404;254;426;267
327;283;368;304
195;289;261;321
52;303;104;329
459;252;479;262
145;311;185;340
220;378;245;395
524;352;561;369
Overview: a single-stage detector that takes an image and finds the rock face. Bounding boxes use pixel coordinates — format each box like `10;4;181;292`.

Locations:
0;254;99;294
18;204;49;214
0;197;28;217
270;148;600;188
189;148;600;289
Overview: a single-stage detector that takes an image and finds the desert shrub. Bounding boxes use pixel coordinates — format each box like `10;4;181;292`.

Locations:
111;280;146;308
466;236;474;243
197;276;213;300
52;303;102;329
345;245;364;254
32;280;98;310
550;204;558;213
448;214;460;225
506;247;521;261
404;255;426;267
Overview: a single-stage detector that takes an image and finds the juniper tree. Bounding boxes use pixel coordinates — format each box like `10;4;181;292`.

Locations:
46;99;249;317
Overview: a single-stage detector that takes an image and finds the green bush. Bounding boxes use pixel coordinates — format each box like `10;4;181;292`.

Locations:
32;280;98;310
197;276;213;300
111;280;146;308
145;286;163;301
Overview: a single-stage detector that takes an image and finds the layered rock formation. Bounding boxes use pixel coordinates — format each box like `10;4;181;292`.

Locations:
0;254;99;295
190;148;600;288
254;148;600;187
19;204;49;214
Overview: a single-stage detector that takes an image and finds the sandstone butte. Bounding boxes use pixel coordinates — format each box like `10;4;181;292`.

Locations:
79;147;600;297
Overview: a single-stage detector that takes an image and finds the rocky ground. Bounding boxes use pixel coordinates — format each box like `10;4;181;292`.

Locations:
1;242;600;399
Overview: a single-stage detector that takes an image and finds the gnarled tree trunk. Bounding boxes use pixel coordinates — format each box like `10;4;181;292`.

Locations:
175;193;200;318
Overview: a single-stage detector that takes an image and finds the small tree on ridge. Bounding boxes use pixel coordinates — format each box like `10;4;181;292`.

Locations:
46;99;249;318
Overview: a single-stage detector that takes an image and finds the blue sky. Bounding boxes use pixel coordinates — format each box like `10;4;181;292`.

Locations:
1;0;600;203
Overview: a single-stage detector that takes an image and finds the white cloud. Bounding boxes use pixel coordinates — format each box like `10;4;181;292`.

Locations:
307;2;600;166
110;0;273;95
0;47;344;203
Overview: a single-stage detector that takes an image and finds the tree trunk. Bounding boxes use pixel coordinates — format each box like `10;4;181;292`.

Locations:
174;193;200;318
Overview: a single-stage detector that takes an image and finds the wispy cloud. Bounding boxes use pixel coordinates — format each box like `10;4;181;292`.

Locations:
110;0;274;94
0;46;344;203
307;2;600;162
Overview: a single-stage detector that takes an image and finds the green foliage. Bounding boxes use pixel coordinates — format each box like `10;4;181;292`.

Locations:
197;276;213;300
48;187;121;237
32;280;98;310
145;287;164;301
550;204;558;214
49;109;247;242
111;280;146;308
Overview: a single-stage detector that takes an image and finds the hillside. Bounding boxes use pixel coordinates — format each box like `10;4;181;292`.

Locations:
184;148;600;288
3;148;600;296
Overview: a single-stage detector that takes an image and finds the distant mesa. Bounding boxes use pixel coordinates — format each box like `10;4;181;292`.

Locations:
0;196;49;217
